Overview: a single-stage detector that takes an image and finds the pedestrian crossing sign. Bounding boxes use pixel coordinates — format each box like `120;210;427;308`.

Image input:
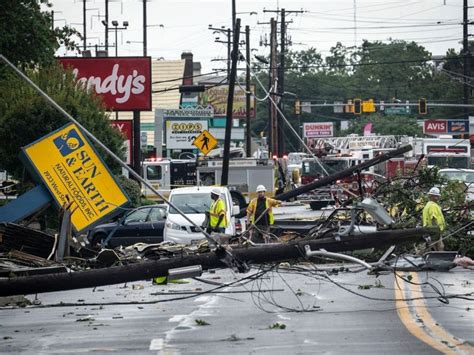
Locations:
192;129;218;155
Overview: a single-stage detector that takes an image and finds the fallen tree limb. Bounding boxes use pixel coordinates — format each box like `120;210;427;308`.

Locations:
0;227;435;297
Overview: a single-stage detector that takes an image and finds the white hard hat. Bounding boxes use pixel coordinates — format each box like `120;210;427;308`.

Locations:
211;187;221;196
428;187;441;196
256;185;266;192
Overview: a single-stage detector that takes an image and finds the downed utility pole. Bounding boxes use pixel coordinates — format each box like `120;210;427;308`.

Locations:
0;227;435;297
276;144;413;201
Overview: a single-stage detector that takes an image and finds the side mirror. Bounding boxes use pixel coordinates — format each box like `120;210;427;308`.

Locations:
232;205;240;216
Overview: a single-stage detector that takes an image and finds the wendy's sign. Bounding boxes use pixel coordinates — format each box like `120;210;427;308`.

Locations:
59;57;152;111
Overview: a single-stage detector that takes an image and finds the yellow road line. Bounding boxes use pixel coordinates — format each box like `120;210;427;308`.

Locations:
395;272;473;354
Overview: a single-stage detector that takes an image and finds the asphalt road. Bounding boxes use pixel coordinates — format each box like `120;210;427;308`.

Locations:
1;266;472;354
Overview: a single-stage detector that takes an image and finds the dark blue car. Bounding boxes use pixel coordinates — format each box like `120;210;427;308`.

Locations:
87;204;167;248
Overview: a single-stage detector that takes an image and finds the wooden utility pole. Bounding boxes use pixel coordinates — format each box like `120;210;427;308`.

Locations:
245;25;252;157
463;0;470;121
221;18;241;186
277;8;286;155
270;18;278;156
0;227;434;297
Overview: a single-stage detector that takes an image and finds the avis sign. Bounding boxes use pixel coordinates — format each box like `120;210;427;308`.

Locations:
303;122;334;138
423;119;469;135
59;57;152;111
22;123;129;233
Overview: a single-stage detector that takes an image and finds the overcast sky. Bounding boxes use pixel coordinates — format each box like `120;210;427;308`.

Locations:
50;0;463;73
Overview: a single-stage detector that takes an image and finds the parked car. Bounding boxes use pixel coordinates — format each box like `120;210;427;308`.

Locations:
163;186;239;245
87;204;167;248
438;168;474;201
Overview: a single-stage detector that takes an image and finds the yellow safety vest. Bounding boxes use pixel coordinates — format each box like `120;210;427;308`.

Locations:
209;198;227;228
422;201;446;231
247;197;280;225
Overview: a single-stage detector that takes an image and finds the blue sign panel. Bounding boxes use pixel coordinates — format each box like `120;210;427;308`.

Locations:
447;120;469;134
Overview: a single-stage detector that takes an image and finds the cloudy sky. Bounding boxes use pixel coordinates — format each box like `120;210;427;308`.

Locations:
50;0;463;73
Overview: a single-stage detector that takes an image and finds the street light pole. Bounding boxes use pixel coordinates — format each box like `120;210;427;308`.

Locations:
143;0;147;56
114;26;118;56
105;0;109;54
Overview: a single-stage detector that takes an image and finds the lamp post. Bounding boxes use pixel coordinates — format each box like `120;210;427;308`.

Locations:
102;20;128;56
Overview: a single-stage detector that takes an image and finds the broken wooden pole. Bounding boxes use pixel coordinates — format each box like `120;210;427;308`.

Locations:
0;227;435;297
275;144;413;201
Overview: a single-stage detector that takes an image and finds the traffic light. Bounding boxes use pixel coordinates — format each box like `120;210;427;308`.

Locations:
419;98;427;115
295;99;301;115
354;98;362;115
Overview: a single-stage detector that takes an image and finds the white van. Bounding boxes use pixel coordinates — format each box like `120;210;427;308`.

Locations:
163;186;239;245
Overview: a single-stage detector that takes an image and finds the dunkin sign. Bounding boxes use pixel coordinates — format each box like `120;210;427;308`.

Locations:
59;57;152;111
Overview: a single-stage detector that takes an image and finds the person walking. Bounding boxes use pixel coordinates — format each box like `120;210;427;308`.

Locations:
246;185;281;243
207;188;227;233
422;187;446;251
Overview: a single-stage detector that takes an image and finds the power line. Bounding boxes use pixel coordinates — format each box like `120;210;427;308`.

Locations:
151;69;227;85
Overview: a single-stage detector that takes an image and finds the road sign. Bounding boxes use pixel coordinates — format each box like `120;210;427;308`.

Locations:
193;129;218;155
385;107;410;115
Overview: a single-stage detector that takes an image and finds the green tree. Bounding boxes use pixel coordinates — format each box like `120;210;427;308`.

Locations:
343;114;423;136
0;0;79;69
0;65;125;180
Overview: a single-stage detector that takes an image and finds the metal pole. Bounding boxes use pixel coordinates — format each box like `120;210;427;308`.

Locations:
227;28;231;81
83;0;86;51
115;26;118;56
51;10;54;31
463;0;469;121
232;0;236;28
221;18;241;186
105;0;109;54
143;0;147;56
245;25;251;157
133;110;141;175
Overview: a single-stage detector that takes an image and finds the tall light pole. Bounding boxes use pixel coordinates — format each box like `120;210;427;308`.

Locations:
103;20;128;56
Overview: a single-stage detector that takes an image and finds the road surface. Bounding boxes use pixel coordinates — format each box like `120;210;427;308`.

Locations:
1;266;472;354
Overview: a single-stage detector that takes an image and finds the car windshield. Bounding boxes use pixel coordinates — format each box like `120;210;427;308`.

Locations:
124;208;149;223
303;159;348;175
440;171;474;184
169;193;217;214
427;157;469;169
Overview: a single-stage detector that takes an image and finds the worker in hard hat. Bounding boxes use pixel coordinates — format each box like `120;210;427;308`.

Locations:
246;185;281;243
207;187;227;233
422;187;446;251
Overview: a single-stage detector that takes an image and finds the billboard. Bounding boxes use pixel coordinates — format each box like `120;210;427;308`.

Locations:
110;120;132;164
59;57;152;111
22;123;129;233
423;120;447;134
199;84;256;118
423;119;469;135
304;122;334;138
165;120;208;149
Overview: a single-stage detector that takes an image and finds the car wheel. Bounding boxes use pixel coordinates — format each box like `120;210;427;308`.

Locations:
91;233;107;249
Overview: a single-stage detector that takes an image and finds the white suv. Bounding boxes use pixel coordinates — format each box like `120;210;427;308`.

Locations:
163;186;239;245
